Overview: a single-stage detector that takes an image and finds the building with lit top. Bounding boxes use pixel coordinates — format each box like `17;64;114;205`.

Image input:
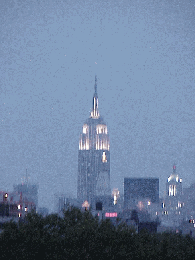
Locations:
166;164;182;197
77;76;110;207
159;165;184;226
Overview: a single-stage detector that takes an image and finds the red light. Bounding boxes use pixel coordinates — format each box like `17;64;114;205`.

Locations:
105;212;117;217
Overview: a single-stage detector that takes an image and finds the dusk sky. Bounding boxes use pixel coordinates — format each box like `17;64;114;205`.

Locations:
0;0;194;212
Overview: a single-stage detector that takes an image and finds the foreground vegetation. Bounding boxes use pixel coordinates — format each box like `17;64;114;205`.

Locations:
0;207;194;260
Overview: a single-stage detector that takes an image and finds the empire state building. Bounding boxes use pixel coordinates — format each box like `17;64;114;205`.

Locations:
77;76;110;206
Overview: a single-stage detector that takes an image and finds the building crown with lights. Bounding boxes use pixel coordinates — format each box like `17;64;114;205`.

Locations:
166;164;182;197
77;76;110;206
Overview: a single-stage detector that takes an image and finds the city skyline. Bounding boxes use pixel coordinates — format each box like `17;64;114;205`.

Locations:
0;0;194;212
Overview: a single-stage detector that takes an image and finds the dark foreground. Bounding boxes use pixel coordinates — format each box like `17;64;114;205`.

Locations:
0;208;194;260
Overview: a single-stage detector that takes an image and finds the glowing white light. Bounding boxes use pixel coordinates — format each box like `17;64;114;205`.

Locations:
102;152;107;163
96;125;108;134
85;139;89;150
83;124;88;134
169;185;176;196
82;200;90;208
147;201;151;206
18;205;21;210
114;195;117;205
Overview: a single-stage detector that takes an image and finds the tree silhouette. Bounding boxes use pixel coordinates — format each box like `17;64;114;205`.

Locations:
131;209;139;225
0;207;194;259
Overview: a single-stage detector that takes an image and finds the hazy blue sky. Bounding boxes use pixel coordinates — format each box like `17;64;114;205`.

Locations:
0;0;194;211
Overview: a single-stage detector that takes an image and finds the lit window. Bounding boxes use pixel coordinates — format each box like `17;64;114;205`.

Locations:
102;152;107;163
114;195;117;205
96;125;108;134
18;205;21;210
169;185;176;196
147;201;151;206
156;212;158;215
162;203;165;208
83;124;88;134
25;207;28;212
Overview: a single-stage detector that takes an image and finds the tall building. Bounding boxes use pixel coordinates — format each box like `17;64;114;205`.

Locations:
124;177;159;209
13;177;38;210
77;76;110;207
160;164;184;227
13;170;38;210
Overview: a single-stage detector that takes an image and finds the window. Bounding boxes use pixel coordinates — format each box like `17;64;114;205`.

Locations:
169;185;176;196
102;152;107;163
83;124;88;134
96;125;107;134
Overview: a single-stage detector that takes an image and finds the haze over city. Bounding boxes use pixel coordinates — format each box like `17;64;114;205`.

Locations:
0;0;194;212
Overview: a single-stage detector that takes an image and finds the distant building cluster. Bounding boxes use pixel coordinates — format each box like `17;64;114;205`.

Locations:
0;183;38;223
1;76;194;237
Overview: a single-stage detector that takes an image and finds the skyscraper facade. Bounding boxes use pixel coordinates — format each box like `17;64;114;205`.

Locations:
77;76;110;206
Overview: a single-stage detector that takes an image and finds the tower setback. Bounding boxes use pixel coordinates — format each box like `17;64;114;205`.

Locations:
77;76;110;207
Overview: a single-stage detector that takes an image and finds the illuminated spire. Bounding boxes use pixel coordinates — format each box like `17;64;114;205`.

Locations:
91;75;99;118
95;74;97;94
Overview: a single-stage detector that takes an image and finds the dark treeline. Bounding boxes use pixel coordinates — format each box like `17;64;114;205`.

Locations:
0;207;194;260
